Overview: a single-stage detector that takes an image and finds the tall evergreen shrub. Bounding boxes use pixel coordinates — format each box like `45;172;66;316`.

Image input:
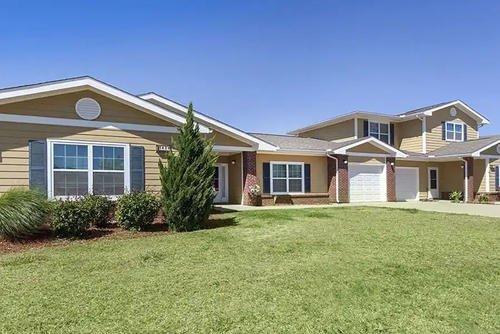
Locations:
159;104;217;231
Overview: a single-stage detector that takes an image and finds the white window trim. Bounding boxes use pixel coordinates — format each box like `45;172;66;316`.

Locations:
270;161;305;195
47;139;130;200
368;121;390;144
445;121;465;142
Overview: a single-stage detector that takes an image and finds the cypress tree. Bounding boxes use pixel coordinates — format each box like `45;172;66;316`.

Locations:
158;103;217;231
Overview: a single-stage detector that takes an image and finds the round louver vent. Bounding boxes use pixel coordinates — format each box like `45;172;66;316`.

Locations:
496;144;500;154
75;98;101;120
450;107;457;117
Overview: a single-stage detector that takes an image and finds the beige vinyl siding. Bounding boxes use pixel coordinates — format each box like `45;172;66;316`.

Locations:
0;122;175;194
0;90;176;126
396;119;422;153
395;160;429;200
437;161;464;195
426;107;479;152
297;119;355;142
256;154;328;193
347;143;388;154
479;146;500;156
476;158;498;193
216;154;242;204
348;156;384;164
208;132;252;147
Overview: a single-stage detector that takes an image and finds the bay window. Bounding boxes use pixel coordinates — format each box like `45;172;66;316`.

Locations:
49;140;130;198
445;122;464;141
271;162;304;194
368;122;389;144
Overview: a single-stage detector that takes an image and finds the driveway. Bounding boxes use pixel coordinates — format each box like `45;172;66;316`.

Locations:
216;201;500;218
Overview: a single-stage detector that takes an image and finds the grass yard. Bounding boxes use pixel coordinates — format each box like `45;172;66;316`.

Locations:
0;207;499;333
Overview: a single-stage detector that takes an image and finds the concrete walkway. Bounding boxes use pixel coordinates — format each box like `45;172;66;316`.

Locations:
215;201;500;218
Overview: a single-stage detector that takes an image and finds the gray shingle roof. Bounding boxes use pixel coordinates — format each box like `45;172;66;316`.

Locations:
250;133;332;151
428;135;500;157
398;101;455;116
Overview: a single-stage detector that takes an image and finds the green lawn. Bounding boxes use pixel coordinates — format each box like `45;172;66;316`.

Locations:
0;207;499;333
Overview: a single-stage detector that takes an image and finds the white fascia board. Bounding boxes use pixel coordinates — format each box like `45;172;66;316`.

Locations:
400;100;490;125
330;137;408;158
471;139;500;157
139;93;278;151
0;113;180;133
0;77;211;133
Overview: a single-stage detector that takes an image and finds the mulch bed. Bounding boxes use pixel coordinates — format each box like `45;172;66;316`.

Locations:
0;224;171;254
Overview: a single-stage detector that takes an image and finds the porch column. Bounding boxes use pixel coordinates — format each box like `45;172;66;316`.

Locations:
327;154;349;203
464;157;475;203
242;151;257;205
386;157;396;202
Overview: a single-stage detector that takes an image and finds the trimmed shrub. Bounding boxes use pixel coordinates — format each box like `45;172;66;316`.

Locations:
50;200;92;237
0;188;50;240
81;195;112;227
115;192;160;231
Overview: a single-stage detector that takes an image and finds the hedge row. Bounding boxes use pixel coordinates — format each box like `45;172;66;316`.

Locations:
0;189;160;239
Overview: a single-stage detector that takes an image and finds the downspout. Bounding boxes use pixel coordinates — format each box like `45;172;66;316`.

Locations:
326;153;339;203
460;158;468;203
416;114;427;154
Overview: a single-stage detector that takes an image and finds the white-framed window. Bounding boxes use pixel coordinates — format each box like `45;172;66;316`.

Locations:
368;121;390;144
270;162;304;194
47;139;130;199
445;122;464;142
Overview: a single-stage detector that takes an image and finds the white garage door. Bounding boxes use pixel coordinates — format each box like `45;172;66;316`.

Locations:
395;167;419;201
349;164;386;202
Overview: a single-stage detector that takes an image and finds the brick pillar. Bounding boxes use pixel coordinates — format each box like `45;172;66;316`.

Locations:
386;157;396;202
464;157;474;203
242;151;257;205
327;154;349;203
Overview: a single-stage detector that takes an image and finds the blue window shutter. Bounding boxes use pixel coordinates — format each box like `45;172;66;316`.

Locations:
263;162;270;193
28;140;47;196
363;120;369;137
463;125;467;141
130;146;145;192
441;122;446;140
304;164;311;193
496;166;499;191
389;123;395;146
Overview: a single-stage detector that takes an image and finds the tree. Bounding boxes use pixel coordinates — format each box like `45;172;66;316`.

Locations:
158;103;217;231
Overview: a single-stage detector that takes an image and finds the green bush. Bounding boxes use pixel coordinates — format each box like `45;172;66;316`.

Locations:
115;192;160;231
81;195;112;227
50;199;92;237
0;188;50;240
479;193;489;204
159;104;217;231
449;191;463;203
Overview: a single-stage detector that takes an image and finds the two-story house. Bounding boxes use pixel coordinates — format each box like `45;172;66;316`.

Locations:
0;77;498;205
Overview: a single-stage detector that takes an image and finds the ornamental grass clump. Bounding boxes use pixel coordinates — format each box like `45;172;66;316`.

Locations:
0;188;50;240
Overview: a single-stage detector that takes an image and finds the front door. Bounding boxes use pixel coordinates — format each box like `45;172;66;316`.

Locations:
214;163;228;203
428;167;439;199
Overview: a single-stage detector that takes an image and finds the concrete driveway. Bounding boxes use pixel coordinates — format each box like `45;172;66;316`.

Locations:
216;201;500;218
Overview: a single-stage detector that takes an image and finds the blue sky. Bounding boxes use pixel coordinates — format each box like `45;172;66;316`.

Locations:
1;0;500;135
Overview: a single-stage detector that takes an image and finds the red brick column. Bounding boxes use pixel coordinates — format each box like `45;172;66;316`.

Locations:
464;157;474;203
386;157;396;202
327;154;349;203
242;151;257;205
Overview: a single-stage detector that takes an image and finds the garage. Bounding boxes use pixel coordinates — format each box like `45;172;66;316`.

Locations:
349;164;386;202
395;167;419;201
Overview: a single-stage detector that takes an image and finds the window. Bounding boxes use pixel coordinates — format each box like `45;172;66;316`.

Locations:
445;122;464;141
368;122;389;144
49;141;129;198
271;162;304;194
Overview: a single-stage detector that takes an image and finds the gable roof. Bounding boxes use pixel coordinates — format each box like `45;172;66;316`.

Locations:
250;133;333;152
327;137;408;158
139;93;277;151
0;76;211;133
288;100;490;135
428;135;500;157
